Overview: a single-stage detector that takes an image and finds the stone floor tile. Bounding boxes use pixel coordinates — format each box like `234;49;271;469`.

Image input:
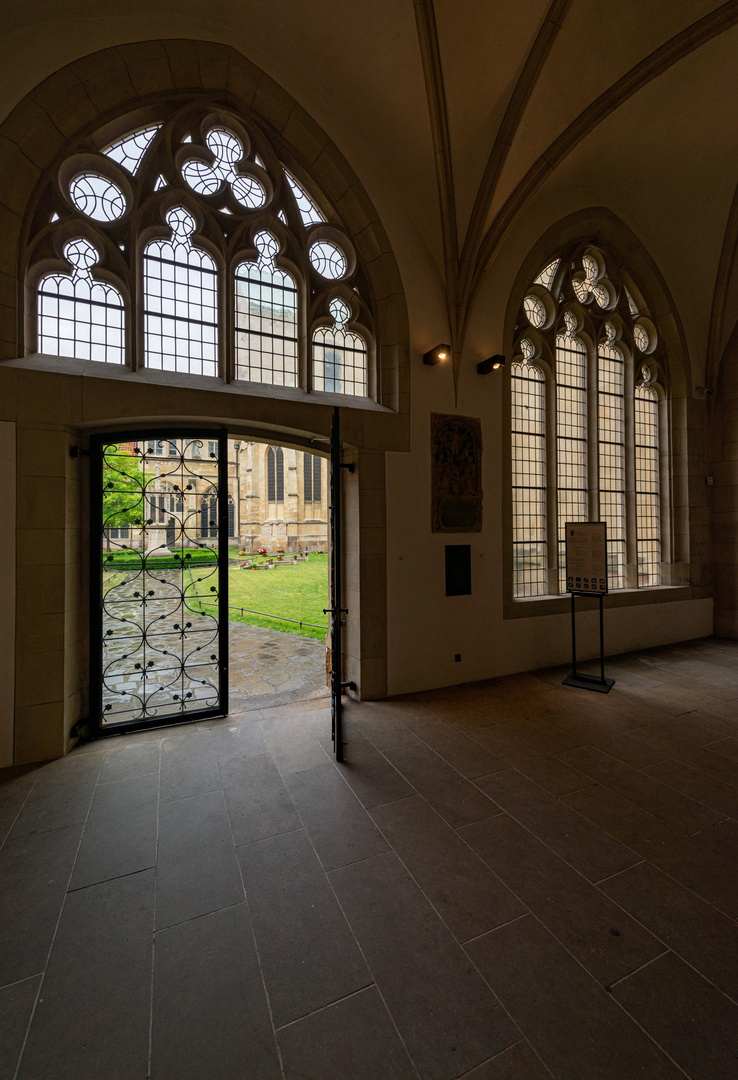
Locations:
470;728;594;796
208;716;270;762
382;704;508;778
69;800;158;890
643;756;738;818
475;769;639;883
258;713;330;775
459;1039;554;1079
563;784;738;917
152;904;281;1080
97;741;160;784
370;795;523;942
284;762;389;870
343;702;425;751
156;789;244;930
693;816;738;860
460;814;661;987
7;755;100;840
17;870;155;1080
612;950;738;1080
238;828;370;1027
330;850;520;1080
383;742;501;828
277;986;417;1080
160;730;222;803
0;975;41;1080
86;770;159;826
324;728;415;809
220;751;302;847
628;723;738;789
598;860;738;1000
559;745;723;834
0;823;82;986
466;915;682;1080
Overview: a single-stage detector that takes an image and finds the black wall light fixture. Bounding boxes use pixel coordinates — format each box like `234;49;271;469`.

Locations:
423;344;451;366
477;354;505;374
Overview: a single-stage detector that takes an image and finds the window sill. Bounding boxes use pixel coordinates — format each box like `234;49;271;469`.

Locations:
3;354;390;413
503;584;706;620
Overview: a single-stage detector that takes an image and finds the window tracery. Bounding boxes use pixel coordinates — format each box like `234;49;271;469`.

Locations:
512;244;665;598
26;103;374;398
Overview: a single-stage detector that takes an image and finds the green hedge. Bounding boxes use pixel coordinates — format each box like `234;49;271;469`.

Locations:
103;548;218;570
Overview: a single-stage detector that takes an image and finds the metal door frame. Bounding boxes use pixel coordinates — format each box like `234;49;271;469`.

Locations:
89;427;229;738
326;407;354;762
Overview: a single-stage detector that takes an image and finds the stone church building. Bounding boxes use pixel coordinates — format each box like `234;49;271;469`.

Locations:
2;3;738;1078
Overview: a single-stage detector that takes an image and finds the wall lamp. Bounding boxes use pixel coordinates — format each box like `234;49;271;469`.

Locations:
477;354;505;375
423;343;451;366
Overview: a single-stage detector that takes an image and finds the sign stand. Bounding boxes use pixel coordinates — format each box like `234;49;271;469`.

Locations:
562;522;615;694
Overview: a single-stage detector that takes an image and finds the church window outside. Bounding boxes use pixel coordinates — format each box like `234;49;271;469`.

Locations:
511;245;665;598
27;104;373;397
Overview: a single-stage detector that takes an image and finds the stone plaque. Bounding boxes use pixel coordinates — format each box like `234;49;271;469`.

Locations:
431;413;483;532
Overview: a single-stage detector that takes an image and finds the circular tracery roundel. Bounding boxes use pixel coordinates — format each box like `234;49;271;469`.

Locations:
69;173;126;222
309;240;347;279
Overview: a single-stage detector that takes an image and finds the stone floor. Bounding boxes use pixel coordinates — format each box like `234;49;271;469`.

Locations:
2;637;738;1079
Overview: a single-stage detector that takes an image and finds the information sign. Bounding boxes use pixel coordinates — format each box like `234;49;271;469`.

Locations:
565;522;608;595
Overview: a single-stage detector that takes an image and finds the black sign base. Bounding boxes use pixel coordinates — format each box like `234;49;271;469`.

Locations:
562;672;614;694
562;592;615;695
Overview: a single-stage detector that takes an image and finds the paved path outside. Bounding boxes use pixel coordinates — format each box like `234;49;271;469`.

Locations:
229;622;327;706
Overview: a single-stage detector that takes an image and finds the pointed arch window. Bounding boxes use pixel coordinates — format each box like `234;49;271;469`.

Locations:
511;354;546;597
143;207;218;376
28;105;379;402
511;245;666;599
312;298;367;396
267;446;284;502
37;238;125;364
304;452;322;503
235;231;298;386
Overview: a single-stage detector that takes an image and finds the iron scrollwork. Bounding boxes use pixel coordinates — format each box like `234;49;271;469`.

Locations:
99;437;221;725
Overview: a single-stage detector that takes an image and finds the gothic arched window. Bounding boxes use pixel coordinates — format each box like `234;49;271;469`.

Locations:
312;298;367;396
303;453;322;503
37;238;125;364
28;107;374;398
511;246;665;598
267;446;284;503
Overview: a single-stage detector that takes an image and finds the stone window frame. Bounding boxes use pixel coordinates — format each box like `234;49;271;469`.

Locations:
21;101;379;401
504;235;689;618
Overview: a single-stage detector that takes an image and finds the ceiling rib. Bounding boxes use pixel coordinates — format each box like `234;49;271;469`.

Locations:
459;0;573;303
413;0;462;393
706;176;738;391
465;0;738;324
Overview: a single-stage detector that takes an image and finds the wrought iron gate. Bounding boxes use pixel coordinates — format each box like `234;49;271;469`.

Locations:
90;430;228;735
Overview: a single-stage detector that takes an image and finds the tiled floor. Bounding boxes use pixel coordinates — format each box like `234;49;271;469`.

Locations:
2;637;738;1079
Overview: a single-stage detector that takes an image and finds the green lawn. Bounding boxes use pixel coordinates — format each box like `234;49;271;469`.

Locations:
187;552;330;640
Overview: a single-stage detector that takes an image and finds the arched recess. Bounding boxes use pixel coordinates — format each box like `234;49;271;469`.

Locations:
501;208;702;618
0;41;404;763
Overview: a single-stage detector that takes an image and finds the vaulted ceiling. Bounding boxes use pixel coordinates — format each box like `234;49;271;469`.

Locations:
1;0;737;384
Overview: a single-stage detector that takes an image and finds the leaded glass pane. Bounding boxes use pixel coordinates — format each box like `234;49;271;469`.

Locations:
512;361;547;597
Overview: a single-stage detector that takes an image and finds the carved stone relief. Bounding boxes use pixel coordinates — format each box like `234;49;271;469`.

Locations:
431;413;483;532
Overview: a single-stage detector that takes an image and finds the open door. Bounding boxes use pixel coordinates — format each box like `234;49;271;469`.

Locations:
327;407;352;761
89;429;228;736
